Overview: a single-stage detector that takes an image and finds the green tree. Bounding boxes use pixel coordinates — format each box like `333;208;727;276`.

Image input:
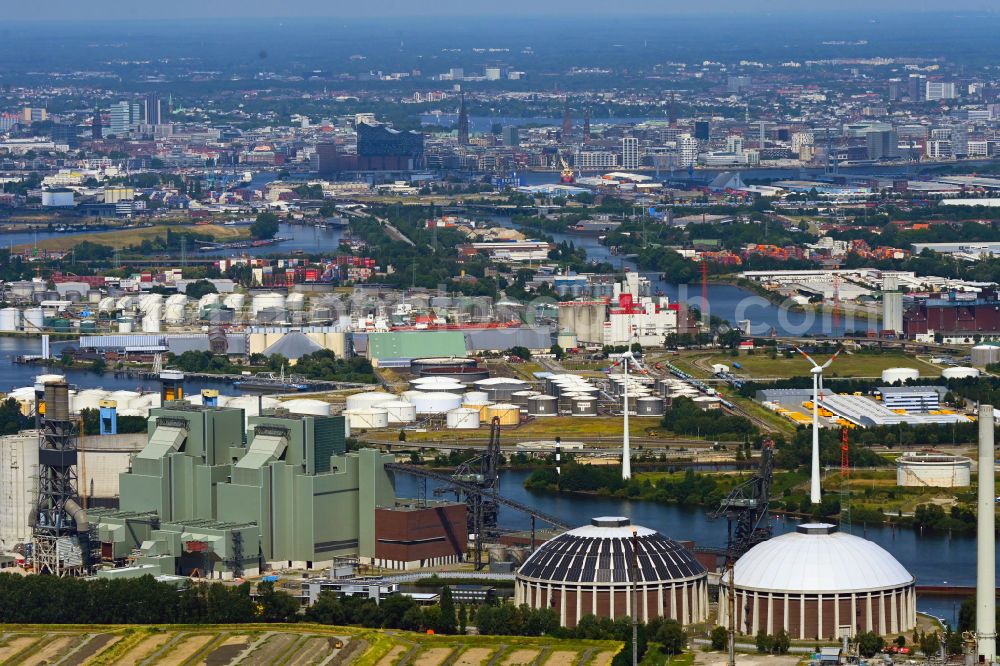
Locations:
655;619;687;655
755;630;774;654
919;632;940;658
858;631;884;657
772;629;790;655
439;586;457;634
459;603;468;635
185;279;218;300
709;626;728;651
250;211;280;240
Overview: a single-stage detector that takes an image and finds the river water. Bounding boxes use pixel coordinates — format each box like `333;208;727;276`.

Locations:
392;468;972;628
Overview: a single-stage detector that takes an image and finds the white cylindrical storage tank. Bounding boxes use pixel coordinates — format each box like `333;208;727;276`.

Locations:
118;318;133;333
636;396;665;416
527;395;558;417
23;307;44;332
252;292;286;316
446;407;481;429
463;391;490;404
223;293;246;311
0;308;20;332
557;330;577;350
896;452;972;487
379;400;417;424
226;396;262;418
410;391;463;415
286;293;305;311
98;297;116;312
142;304;162;333
401;390;426;404
942;366;980;380
571;395;599;416
108;390;140;410
971;344;1000;367
346;391;395;411
485;403;520;426
423;382;466;393
346;407;389;430
72;389;109;413
881;367;920;384
282;399;332;417
164;294;188;324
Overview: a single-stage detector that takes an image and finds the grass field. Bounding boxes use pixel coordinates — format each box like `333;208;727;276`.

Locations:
688;351;941;380
0;624;621;665
14;224;248;252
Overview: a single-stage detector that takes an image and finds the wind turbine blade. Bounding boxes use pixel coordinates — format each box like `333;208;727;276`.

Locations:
795;347;819;367
821;349;842;369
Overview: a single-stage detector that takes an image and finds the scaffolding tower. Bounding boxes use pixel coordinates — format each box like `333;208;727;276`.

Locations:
32;381;89;576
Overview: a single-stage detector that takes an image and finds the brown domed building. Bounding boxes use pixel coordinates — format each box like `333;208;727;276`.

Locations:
514;517;708;628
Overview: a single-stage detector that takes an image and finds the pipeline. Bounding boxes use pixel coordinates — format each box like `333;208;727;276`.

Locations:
63;498;89;533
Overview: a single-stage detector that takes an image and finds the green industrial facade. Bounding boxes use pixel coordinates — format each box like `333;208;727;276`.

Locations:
366;331;467;362
93;402;394;579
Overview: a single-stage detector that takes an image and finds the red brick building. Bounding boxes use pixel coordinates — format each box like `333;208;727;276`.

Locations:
372;502;467;570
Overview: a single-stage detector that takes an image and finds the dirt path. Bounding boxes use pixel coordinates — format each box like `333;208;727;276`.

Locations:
544;651;579;666
151;633;212;665
375;644;408;666
22;635;75;665
0;636;40;662
114;632;174;666
413;647;454;666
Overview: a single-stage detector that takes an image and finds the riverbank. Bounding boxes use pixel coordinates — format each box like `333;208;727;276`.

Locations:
12;223;248;252
716;275;881;323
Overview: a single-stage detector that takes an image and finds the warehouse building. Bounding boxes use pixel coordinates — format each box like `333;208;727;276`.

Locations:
721;523;916;639
876;386;946;412
818;393;968;427
514;517;708;628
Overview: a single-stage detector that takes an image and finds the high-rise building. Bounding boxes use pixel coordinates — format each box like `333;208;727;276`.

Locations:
866;129;900;161
621;137;640;170
91;109;103;140
727;76;752;94
561;96;572;143
501;125;519;147
926;81;957;101
143;93;162;125
694;120;711;141
908;74;927;101
679;134;699;167
109;101;132;136
457;93;470;145
22;107;47;123
883;291;903;334
583;107;591;144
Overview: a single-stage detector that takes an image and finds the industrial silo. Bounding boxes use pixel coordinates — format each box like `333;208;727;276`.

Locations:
971;344;1000;367
485;403;520;426
446;407;481;429
527;395;558;417
571;395;599;417
379;400;417;424
636;396;665;417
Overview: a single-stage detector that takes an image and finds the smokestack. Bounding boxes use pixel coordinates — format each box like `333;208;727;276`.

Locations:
978;404;996;663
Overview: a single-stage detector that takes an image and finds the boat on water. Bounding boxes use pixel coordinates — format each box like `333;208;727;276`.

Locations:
232;370;309;391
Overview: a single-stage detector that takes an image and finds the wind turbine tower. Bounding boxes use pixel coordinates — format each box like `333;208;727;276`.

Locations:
796;348;841;504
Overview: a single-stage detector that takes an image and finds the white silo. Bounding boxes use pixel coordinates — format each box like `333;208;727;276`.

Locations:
346;391;395;411
379;400;417;424
252;292;286;316
164;296;188;324
142;304;162;333
410;391;463;414
286;293;305;311
22;308;44;332
98;297;117;313
223;293;246;311
446;407;481;429
942;366;980;380
881;367;920;384
281;399;332;417
345;408;390;429
0;308;20;332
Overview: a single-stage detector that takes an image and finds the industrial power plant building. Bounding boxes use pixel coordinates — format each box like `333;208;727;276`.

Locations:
514;517;708;628
721;523;916;640
90;400;403;578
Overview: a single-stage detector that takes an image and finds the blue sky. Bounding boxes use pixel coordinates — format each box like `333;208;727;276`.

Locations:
15;0;1000;20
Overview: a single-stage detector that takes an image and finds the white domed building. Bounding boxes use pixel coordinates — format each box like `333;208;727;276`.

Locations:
514;517;708;628
720;523;916;640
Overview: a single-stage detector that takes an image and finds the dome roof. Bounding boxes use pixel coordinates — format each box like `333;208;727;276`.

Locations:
735;523;913;594
517;517;705;584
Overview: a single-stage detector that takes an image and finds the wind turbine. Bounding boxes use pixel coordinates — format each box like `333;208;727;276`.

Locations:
796;347;842;504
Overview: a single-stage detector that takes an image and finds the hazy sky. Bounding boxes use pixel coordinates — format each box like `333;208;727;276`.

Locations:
12;0;1000;20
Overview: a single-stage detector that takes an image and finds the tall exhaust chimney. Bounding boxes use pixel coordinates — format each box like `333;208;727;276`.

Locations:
978;404;996;663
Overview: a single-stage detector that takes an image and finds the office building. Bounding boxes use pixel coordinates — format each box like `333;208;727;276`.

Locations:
866;129;899;160
679;134;699;167
22;107;47;123
143;93;162;126
621;137;640;169
501;125;519;147
926;81;957;101
109;102;133;137
693;120;710;141
908;74;927;101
